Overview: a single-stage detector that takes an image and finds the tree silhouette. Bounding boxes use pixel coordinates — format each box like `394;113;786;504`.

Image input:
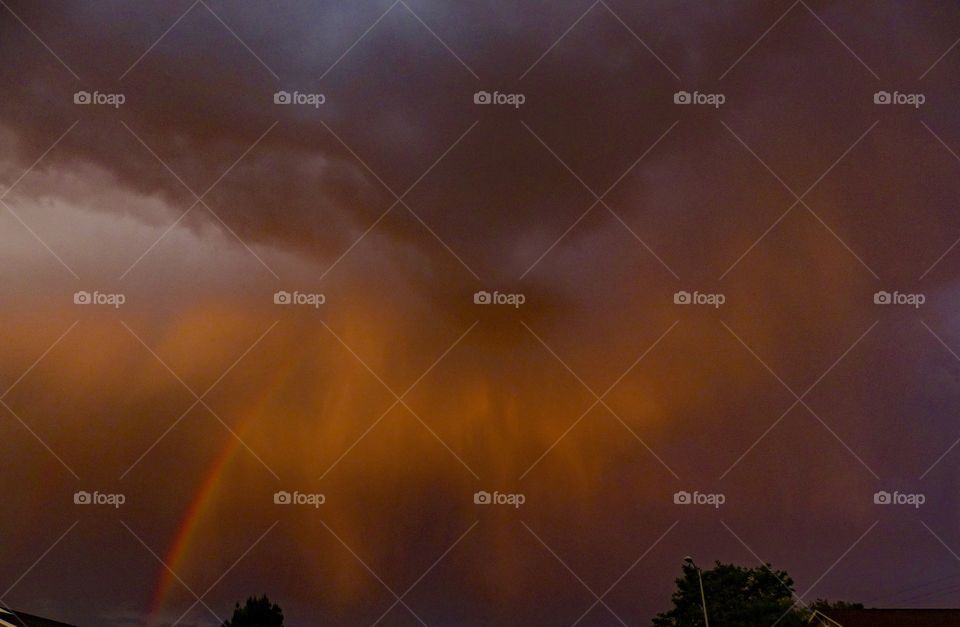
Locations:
222;595;286;627
652;561;808;627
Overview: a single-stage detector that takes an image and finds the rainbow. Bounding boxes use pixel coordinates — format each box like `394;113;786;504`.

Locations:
147;377;286;622
149;433;242;621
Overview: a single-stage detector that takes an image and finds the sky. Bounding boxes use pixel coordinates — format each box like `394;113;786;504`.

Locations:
2;1;960;625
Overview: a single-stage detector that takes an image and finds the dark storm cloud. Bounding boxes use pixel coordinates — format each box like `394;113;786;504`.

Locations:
6;3;960;625
12;0;957;281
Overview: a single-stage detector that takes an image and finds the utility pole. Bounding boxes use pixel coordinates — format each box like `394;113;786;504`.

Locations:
684;556;710;627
